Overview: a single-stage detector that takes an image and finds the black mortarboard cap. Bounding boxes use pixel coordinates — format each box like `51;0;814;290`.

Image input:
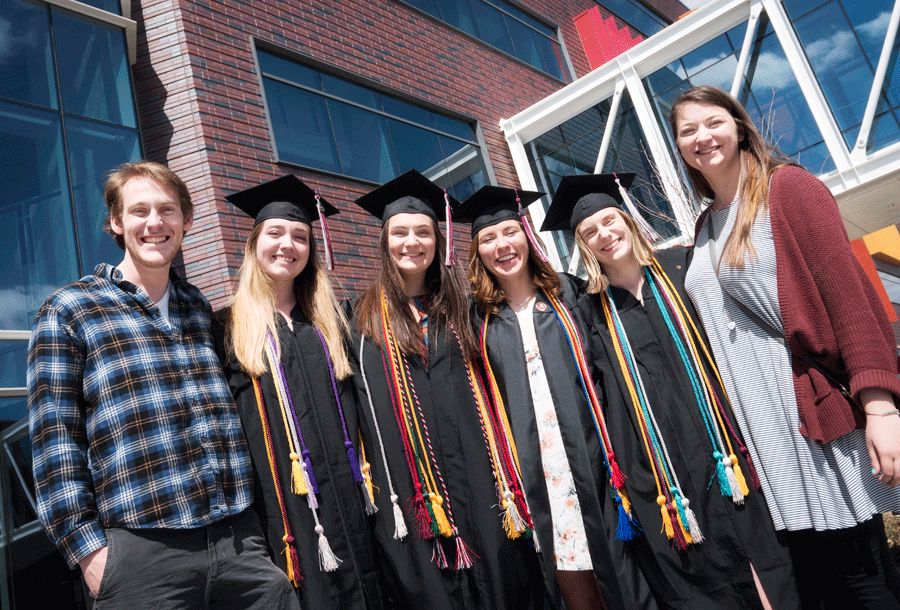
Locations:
225;174;339;227
541;173;636;232
354;169;459;224
456;186;545;237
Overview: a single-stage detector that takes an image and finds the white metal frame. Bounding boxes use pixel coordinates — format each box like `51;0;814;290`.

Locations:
499;0;900;265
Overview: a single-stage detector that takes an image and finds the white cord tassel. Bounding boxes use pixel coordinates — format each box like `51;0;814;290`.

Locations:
682;497;705;543
391;493;409;540
614;174;662;243
316;524;342;571
724;458;745;505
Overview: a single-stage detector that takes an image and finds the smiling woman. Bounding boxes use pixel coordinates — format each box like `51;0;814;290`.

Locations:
222;175;384;610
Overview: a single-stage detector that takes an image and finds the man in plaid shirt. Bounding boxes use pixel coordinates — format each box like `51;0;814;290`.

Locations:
27;162;299;609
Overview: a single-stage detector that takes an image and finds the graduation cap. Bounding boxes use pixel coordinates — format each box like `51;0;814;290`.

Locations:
226;174;341;270
542;173;661;243
456;186;544;237
457;185;550;264
354;169;462;265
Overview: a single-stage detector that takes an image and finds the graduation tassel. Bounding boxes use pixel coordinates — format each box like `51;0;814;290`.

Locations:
283;534;303;587
361;461;378;515
713;451;731;498
430;493;453;538
443;189;456;267
614;493;639;541
433;538;449;569
723;456;745;505
658;496;675;540
315;190;335;271
613;173;661;243
516;189;549;263
729;453;750;497
671;488;693;544
290;452;308;495
681;497;704;543
668;502;690;550
390;493;408;540
345;441;364;483
608;452;627;489
303;450;319;494
412;485;432;539
502;490;526;538
740;446;762;490
315;524;342;572
454;534;476;569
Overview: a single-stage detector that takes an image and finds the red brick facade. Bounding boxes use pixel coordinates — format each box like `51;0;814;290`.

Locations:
131;0;685;309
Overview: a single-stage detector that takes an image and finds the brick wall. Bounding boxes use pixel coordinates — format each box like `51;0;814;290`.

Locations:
132;0;684;309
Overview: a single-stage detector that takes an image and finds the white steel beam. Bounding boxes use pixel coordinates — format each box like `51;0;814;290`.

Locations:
594;80;626;173
731;2;764;97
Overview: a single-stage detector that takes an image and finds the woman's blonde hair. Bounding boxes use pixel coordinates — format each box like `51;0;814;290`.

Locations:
468;221;560;315
575;208;654;294
229;222;352;379
669;85;796;268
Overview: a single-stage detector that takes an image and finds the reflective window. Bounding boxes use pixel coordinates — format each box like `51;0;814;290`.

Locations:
53;9;136;128
66;116;141;272
259;49;487;199
77;0;121;15
644;18;837;182
0;101;79;331
400;0;567;81
0;5;141;333
526;89;678;269
0;0;56;109
784;0;900;154
597;0;668;37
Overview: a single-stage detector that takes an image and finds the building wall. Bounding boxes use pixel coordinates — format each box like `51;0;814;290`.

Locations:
131;0;685;308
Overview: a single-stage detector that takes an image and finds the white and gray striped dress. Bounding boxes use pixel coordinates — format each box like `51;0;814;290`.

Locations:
685;200;900;532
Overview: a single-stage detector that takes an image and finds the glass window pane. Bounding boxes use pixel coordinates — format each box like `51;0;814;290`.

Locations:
432;114;475;141
469;1;515;56
440;0;479;38
680;34;736;78
381;96;433;128
321;74;379;109
65;116;141;272
0;342;26;388
258;51;320;89
329;99;398;183
52;10;136;128
0;0;56;109
264;77;342;173
387;117;443;174
0;395;25;428
501;1;554;38
596;0;666;37
76;0;121;15
0;101;80;330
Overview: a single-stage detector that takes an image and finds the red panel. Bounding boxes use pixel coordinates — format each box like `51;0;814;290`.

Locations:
852;238;899;322
574;6;644;70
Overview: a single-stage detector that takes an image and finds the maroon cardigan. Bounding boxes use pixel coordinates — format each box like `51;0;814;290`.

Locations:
694;166;900;444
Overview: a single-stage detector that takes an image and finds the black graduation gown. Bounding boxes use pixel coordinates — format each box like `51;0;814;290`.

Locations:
577;246;800;609
226;305;382;610
351;315;545;610
476;274;645;610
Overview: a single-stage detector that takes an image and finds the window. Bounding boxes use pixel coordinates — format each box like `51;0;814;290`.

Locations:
258;48;488;200
400;0;568;81
0;0;142;334
596;0;668;37
783;0;900;155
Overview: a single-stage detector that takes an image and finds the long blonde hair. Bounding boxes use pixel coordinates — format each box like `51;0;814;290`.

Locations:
575;209;654;294
669;85;796;268
229;222;352;379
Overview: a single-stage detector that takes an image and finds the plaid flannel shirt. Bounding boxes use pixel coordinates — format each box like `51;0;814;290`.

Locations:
27;264;253;568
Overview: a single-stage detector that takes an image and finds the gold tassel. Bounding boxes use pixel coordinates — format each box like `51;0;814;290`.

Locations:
502;491;525;538
729;454;750;497
430;493;453;538
290;452;308;495
619;487;633;514
658;496;674;539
